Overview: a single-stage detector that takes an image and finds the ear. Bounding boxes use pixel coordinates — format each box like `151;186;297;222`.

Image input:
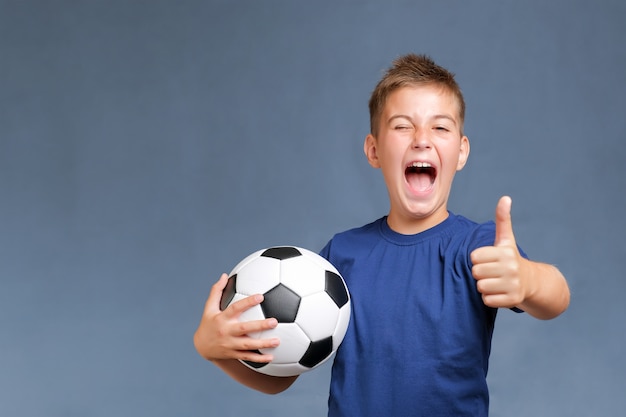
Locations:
364;134;381;168
456;135;470;171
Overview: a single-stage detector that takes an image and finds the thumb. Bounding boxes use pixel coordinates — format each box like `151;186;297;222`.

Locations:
205;273;229;313
494;196;515;246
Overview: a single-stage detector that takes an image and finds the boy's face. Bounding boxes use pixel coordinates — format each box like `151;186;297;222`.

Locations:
364;84;469;234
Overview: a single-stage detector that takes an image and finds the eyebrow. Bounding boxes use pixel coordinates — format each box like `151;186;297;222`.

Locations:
387;114;458;126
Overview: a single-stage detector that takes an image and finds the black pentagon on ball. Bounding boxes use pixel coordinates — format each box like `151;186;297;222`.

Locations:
325;270;349;308
299;336;333;368
261;283;301;323
220;274;237;311
260;246;302;260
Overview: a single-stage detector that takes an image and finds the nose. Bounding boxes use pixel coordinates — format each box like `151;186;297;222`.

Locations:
412;129;432;149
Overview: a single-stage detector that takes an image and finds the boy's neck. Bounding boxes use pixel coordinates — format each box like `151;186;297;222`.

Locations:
386;210;450;235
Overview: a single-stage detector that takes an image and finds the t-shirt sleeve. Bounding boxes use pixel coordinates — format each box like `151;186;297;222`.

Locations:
319;240;331;260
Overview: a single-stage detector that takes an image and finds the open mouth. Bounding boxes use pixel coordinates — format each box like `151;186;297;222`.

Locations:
405;162;436;192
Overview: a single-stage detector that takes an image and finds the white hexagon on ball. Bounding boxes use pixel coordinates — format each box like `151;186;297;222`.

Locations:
296;292;341;341
279;255;325;297
236;256;281;295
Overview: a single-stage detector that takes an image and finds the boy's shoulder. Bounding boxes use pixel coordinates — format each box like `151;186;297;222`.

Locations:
320;217;385;259
327;217;385;246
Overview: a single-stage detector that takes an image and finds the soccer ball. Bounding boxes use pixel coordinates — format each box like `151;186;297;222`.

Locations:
220;246;351;377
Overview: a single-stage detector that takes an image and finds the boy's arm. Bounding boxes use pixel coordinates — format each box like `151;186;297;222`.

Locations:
513;258;569;320
470;196;570;320
209;359;297;395
193;274;298;394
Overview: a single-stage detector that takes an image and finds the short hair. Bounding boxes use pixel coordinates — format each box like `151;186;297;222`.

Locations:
368;54;466;136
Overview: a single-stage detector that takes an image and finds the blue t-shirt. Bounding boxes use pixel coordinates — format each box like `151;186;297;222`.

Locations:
320;213;515;417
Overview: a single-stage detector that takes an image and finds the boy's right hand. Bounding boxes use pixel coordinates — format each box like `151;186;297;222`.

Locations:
193;273;280;364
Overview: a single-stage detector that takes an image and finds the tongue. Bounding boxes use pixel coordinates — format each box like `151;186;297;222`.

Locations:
407;172;433;192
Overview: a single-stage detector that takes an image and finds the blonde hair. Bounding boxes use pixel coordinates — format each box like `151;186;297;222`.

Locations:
368;54;465;135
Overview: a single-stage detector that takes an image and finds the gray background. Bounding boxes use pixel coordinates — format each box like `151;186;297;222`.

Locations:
1;1;624;416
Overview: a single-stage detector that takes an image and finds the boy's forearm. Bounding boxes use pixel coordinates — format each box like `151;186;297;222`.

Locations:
516;260;570;320
212;358;298;395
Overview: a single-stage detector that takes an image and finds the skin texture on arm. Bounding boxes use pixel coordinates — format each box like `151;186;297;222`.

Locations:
207;358;297;395
193;274;298;394
514;259;570;320
471;196;570;320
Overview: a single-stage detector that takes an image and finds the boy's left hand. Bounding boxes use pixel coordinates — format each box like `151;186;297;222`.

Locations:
470;196;531;308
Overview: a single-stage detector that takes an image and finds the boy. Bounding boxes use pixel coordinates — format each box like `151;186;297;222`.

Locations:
194;54;570;416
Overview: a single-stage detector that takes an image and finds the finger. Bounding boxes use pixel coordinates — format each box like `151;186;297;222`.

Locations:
229;321;280;358
203;273;230;314
237;349;275;364
494;196;515;247
232;316;278;338
470;246;499;266
472;261;501;281
475;275;514;293
481;293;518;309
225;293;265;319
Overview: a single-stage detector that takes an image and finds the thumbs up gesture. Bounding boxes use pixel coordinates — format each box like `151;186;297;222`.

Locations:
471;196;530;309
